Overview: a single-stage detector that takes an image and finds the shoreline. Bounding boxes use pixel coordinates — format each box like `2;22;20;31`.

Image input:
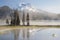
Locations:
0;25;60;30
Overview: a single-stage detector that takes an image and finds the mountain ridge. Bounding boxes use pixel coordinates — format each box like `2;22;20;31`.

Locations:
0;6;60;20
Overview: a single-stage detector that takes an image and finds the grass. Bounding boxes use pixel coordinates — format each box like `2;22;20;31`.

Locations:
0;25;60;30
0;25;40;30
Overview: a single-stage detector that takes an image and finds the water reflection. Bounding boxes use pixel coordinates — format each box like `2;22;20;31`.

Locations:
12;29;20;40
0;28;60;40
22;28;30;40
10;28;30;40
0;28;47;40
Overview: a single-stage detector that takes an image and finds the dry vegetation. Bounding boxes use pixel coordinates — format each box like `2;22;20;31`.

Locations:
0;25;60;30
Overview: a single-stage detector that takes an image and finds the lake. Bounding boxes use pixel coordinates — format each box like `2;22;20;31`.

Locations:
0;28;60;40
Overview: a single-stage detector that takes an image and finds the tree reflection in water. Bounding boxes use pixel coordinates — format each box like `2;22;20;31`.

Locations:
22;28;25;40
22;28;30;40
11;28;30;40
12;29;20;40
27;28;30;40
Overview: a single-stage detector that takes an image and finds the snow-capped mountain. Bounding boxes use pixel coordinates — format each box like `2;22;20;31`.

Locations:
20;5;59;20
0;5;60;20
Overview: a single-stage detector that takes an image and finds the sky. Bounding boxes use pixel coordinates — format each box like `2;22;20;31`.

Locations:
0;0;60;13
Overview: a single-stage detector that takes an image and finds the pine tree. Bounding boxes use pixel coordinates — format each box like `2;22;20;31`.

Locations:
10;9;20;25
26;13;29;26
6;19;9;25
22;11;25;25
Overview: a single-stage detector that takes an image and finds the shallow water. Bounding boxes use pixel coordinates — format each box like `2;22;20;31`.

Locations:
0;28;60;40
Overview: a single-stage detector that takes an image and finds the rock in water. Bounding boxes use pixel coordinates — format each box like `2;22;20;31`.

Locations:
52;34;57;37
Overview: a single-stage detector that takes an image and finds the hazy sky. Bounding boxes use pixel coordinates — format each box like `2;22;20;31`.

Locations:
0;0;60;13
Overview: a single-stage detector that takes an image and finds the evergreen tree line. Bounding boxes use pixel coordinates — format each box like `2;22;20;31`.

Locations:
6;9;30;26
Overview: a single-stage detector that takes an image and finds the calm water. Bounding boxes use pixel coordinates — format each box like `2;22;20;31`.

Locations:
0;28;60;40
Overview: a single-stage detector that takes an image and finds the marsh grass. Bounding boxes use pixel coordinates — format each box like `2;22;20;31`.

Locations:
0;25;60;29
